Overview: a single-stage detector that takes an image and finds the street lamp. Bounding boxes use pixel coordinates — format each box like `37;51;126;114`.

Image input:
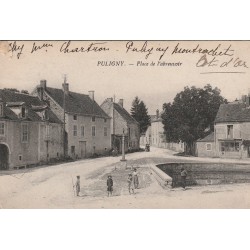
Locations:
120;128;127;162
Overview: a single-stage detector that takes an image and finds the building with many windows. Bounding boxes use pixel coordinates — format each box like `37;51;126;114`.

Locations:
214;95;250;159
33;80;111;159
100;97;140;153
0;89;63;169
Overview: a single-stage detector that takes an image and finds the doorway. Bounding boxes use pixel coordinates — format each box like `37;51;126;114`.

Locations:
79;141;86;158
0;144;9;170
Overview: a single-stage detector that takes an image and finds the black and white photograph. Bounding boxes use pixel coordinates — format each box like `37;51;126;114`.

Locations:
0;40;250;208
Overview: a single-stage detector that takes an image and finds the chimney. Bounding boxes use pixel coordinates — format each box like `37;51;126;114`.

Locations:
118;99;124;108
242;95;247;103
40;79;47;90
247;96;250;107
156;109;159;119
88;91;95;101
62;83;69;95
107;97;113;102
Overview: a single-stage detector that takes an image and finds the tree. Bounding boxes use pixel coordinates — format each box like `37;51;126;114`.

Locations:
131;96;151;134
162;84;227;155
3;88;20;93
21;90;29;94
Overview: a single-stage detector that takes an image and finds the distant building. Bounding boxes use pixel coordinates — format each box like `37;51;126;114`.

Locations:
0;89;63;170
214;94;250;159
151;109;184;152
100;98;140;152
33;80;111;159
140;115;156;147
196;132;215;158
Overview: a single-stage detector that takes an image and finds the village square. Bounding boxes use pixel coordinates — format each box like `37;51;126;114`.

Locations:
1;77;250;208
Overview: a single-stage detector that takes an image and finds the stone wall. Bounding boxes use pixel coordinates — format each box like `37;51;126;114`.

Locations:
157;162;250;188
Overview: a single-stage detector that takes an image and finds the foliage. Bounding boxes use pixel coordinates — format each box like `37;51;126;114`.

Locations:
162;84;227;154
130;96;151;134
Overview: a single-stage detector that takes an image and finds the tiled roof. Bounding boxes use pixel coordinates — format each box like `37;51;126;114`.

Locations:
113;103;138;124
197;132;214;142
0;89;62;124
215;103;250;123
45;87;109;118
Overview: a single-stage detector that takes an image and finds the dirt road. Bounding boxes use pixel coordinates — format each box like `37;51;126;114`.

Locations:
1;147;250;208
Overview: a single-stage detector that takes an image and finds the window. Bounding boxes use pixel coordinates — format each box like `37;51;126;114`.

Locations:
92;126;96;136
104;127;107;136
104;118;107;123
206;143;212;151
0;122;5;135
22;123;28;142
71;146;75;154
45;125;50;138
220;141;240;152
81;125;85;137
227;125;233;139
73;114;77;120
92;116;95;122
0;104;3;117
19;155;22;161
73;125;77;136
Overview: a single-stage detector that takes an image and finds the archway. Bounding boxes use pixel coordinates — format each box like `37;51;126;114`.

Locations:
0;144;9;170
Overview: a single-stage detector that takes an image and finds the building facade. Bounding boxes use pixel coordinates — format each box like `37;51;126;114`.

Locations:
151;109;184;152
0;89;63;170
214;96;250;159
101;98;140;152
196;132;215;158
33;80;111;159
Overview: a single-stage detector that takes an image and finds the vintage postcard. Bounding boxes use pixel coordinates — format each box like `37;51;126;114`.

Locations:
0;40;250;208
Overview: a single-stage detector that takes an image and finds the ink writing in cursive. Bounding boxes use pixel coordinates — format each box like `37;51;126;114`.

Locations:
172;43;234;57
196;54;248;68
9;41;24;59
125;41;169;60
31;42;53;53
60;41;109;53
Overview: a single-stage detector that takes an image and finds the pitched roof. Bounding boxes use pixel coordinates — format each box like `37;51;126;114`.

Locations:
45;87;109;118
197;132;214;142
215;103;250;123
0;89;62;124
113;103;138;124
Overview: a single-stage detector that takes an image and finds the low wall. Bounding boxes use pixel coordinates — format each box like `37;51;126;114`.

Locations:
150;165;172;189
157;162;250;188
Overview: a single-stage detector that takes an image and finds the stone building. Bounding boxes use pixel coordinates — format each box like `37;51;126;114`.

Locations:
214;95;250;159
0;89;63;170
151;109;184;152
32;80;111;159
196;132;215;158
100;98;140;152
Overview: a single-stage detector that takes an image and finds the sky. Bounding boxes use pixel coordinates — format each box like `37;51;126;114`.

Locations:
0;41;249;115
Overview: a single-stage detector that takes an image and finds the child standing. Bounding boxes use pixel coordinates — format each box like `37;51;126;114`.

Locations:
127;173;134;194
107;175;113;197
75;175;80;196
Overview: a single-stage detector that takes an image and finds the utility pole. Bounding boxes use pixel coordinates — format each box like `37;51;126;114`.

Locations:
63;74;67;159
120;128;127;162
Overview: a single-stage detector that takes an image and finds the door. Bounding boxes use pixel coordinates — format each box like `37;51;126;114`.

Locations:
0;144;9;170
79;141;86;158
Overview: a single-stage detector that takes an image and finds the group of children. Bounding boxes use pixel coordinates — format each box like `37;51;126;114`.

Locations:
73;168;140;197
107;168;139;197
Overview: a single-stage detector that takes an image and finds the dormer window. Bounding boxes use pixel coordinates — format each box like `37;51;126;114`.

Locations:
42;110;49;120
73;114;77;120
21;107;26;118
92;116;95;122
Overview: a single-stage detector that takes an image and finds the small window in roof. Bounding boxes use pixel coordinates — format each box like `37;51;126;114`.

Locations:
73;114;77;120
